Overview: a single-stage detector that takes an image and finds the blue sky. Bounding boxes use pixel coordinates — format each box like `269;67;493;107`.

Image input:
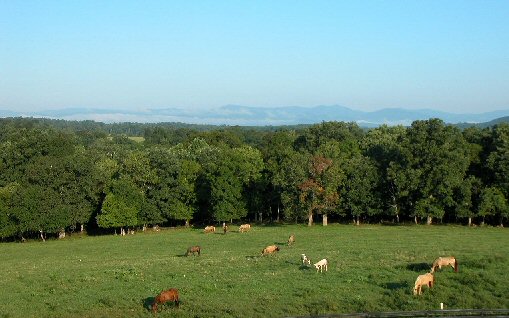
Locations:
1;0;508;113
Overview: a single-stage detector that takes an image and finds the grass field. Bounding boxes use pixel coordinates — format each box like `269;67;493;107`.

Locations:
1;224;508;318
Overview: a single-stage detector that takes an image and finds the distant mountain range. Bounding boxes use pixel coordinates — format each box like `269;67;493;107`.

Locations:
1;105;509;127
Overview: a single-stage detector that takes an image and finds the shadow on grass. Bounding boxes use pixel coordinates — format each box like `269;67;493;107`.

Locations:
406;262;431;272
284;260;300;266
384;281;410;290
299;265;312;271
143;296;155;311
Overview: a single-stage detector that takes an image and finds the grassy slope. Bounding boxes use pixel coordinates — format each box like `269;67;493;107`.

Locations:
0;225;508;318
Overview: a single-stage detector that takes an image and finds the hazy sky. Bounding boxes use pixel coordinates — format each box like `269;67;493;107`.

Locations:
1;0;508;113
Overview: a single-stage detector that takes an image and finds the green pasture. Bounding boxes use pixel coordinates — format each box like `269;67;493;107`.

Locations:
1;225;508;318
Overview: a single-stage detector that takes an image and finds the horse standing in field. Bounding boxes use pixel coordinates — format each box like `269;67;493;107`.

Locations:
239;224;251;233
186;246;201;256
262;245;280;255
431;256;458;273
152;288;179;312
223;222;228;234
301;254;311;265
204;226;216;233
287;234;295;246
413;272;434;295
314;259;328;272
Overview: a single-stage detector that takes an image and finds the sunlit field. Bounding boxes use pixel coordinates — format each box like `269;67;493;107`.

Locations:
1;224;508;318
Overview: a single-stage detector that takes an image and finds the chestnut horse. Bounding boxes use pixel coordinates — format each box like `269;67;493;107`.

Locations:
413;272;434;295
431;256;458;273
186;246;201;256
152;288;179;312
262;245;280;255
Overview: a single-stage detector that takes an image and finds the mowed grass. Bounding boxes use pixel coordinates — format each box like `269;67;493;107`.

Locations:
1;224;508;318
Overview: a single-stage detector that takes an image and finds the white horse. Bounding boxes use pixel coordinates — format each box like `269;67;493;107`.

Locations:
301;254;311;265
314;259;328;272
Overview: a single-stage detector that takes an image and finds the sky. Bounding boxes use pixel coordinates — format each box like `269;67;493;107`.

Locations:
1;0;508;114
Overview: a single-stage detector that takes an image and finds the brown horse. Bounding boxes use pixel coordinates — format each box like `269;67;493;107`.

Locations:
413;272;434;295
186;246;201;256
262;245;280;255
431;256;458;273
152;288;179;312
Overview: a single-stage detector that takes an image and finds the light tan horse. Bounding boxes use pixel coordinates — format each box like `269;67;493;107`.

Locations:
431;256;458;273
287;234;295;246
413;272;434;295
239;224;251;233
204;225;216;233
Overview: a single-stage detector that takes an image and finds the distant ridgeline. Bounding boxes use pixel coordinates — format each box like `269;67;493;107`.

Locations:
1;116;509;241
1;115;508;136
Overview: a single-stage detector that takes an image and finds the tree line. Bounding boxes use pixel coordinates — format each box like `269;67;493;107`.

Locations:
0;117;508;241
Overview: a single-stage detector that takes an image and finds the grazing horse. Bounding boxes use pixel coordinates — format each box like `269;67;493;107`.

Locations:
413;272;434;295
431;256;458;273
314;259;328;272
301;254;311;265
152;288;179;312
239;224;251;233
287;234;295;246
204;226;216;233
262;245;280;255
186;246;201;256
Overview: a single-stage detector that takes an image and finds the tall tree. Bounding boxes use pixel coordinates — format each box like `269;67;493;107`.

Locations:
96;179;143;234
341;155;381;225
404;119;470;224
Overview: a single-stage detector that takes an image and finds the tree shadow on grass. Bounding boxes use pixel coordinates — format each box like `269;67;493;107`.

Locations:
383;281;410;290
405;262;431;272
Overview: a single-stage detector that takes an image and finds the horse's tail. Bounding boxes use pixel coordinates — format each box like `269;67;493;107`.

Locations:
454;258;458;272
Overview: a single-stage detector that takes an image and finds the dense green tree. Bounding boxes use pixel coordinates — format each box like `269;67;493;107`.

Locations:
341;155;381;225
265;131;308;222
487;124;509;198
96;179;143;234
208;146;263;222
363;125;407;221
0;183;18;239
147;146;200;226
11;184;70;241
404;119;470;224
478;187;508;226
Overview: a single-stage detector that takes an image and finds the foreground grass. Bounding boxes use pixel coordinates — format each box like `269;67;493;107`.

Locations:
1;224;508;318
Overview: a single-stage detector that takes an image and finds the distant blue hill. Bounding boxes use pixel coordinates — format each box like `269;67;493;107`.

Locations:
2;105;509;127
